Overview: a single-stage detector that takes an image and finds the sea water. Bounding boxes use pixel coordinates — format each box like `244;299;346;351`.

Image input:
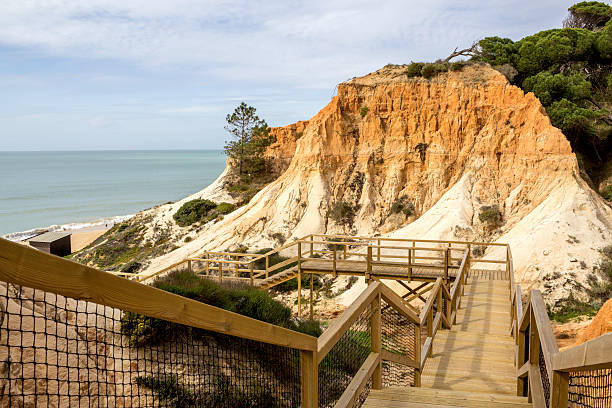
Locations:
0;150;226;239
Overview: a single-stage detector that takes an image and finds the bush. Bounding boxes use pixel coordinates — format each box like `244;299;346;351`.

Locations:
120;270;322;345
601;185;612;201
329;201;356;226
359;106;369;118
390;197;415;216
173;199;217;227
184;236;192;243
215;202;235;215
405;62;424;77
478;205;502;224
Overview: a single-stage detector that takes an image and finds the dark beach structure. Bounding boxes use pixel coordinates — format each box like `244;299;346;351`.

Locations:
29;231;71;256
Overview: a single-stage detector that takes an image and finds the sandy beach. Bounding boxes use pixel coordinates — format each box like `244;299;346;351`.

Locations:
70;228;109;252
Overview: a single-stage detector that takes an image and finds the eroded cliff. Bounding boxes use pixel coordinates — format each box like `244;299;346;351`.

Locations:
81;64;612;307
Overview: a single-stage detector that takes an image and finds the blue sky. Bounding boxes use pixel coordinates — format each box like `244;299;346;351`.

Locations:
0;0;577;150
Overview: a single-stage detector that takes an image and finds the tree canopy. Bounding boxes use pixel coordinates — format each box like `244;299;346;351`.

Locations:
471;2;612;189
224;102;274;176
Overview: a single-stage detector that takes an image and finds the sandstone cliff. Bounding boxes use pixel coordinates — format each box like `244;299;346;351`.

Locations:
82;64;612;307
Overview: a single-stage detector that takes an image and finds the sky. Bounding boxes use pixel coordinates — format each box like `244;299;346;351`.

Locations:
0;0;578;151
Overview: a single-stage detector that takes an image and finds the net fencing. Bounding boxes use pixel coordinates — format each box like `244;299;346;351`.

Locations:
318;307;371;408
380;299;416;388
0;281;301;408
568;369;612;408
538;348;551;407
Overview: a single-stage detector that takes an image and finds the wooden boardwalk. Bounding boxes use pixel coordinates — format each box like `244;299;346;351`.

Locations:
363;278;532;407
300;259;458;281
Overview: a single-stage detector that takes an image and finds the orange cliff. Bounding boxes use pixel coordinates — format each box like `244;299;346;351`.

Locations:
132;64;611;306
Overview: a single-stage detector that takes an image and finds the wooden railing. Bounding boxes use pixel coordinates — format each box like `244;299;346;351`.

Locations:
161;234;508;288
508;246;612;407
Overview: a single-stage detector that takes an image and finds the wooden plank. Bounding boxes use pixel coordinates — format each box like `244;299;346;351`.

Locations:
300;349;318;408
380;284;419;323
334;352;380;408
528;363;547;408
530;290;558;379
0;237;318;351
421;337;433;370
317;282;381;363
553;332;612;371
267;256;298;273
381;349;419;369
420;278;442;324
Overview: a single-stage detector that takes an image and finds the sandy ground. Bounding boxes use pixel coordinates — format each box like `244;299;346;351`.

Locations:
70;228;109;252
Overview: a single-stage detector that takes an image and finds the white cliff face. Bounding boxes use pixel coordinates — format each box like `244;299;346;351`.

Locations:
135;64;611;305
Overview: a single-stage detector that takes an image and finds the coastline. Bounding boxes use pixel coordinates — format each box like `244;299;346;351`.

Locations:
3;214;132;253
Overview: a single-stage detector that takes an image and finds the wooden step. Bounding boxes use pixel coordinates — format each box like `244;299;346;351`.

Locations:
365;387;531;408
423;354;515;373
456;308;511;319
456;301;510;312
461;296;510;306
422;363;517;380
421;377;517;395
433;337;514;354
451;324;510;335
434;330;514;345
429;349;514;364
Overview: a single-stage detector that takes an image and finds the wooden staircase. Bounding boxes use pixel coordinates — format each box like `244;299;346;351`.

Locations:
256;266;299;289
364;278;532;407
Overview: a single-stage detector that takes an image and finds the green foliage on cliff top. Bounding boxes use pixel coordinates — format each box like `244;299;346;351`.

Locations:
470;2;612;189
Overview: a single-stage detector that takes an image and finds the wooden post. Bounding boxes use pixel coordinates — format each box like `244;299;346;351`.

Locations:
265;255;269;279
408;248;412;281
300;350;318;408
343;244;347;260
188;259;192;274
371;294;382;389
205;253;209;275
443;248;448;281
333;245;337;277
366;246;372;282
437;289;443;328
310;235;314;257
551;371;569;408
414;324;422;387
377;238;381;261
309;274;314;320
427;307;433;357
218;261;223;283
235;255;239;277
298;242;302;317
249;261;254;286
411;241;415;265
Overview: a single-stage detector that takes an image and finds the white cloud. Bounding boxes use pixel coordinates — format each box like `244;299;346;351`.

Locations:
0;0;576;88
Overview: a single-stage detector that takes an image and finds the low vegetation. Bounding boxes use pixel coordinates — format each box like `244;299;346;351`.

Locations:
120;270;323;347
328;201;357;226
173;199;236;227
390;196;415;216
478;205;502;225
549;244;612;322
405;60;472;79
359;106;369;118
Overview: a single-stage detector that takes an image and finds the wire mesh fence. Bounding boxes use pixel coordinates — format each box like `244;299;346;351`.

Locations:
0;281;301;408
568;369;612;408
318;307;371;408
380;300;416;388
538;348;551;407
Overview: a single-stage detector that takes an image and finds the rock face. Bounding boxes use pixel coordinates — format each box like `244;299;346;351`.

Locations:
136;64;611;306
576;297;612;344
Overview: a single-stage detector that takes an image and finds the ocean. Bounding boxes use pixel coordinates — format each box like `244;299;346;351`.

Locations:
0;150;226;239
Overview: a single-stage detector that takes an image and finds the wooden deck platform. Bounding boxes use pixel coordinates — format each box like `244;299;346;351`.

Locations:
299;259;458;281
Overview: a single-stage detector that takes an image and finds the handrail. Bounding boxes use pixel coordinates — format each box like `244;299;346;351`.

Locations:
0;238;318;351
508;241;612;408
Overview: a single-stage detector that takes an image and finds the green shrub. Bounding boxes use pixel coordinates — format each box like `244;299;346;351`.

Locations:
478;205;502;224
360;106;369;118
120;270;321;346
173;199;217;227
390;197;415;216
184;236;192;243
449;61;468;71
602;185;612;201
215;202;236;214
405;62;424;77
329;201;356;226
